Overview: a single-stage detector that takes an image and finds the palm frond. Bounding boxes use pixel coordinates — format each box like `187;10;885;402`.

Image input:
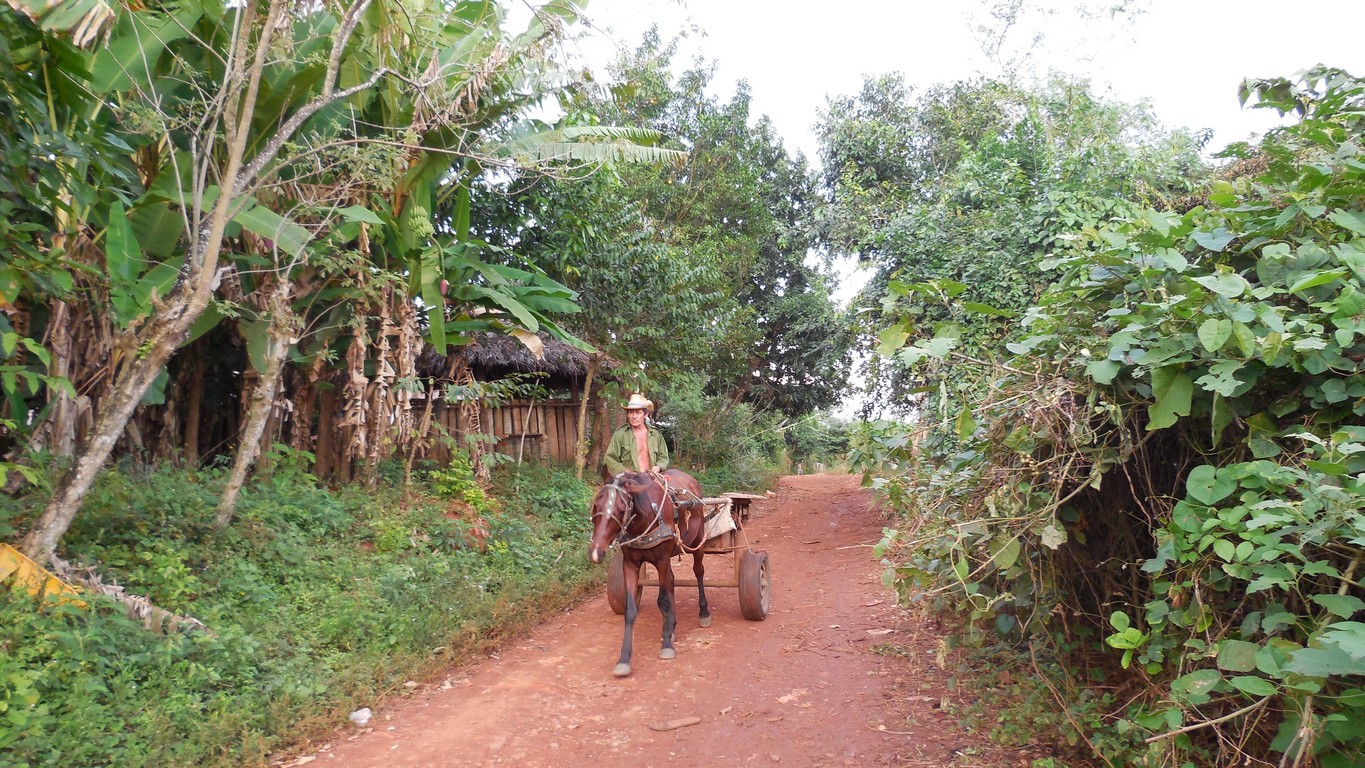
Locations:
5;0;115;47
491;123;685;166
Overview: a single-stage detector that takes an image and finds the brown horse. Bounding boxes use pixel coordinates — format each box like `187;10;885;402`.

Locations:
588;469;709;677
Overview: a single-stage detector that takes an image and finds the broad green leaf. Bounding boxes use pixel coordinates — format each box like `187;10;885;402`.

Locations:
1228;676;1276;697
938;279;969;298
1003;424;1035;454
877;327;910;356
1187;465;1236;505
1192;228;1235;252
0;267;20;304
1148;368;1192;430
7;0;114;46
921;336;958;357
417;252;446;353
105;200;141;286
1217;640;1261;672
955;406;977;441
92;5;201;92
140;367;168;406
1231;322;1257;357
1288;268;1348;294
467;286;539;331
1311;594;1365;619
1286;644;1365;677
1329;209;1365;235
989;537;1021;571
239;318;275;374
183;304;225;346
1198;318;1232;352
106;201;152;327
1143;208;1171;236
1156;248;1190;271
1196;360;1246;397
338;205;385;225
1087;359;1121;384
1211;394;1233;447
1213;538;1236;562
233;205;312;257
1321;623;1365;658
1171;669;1222;700
128;202;183;259
1194;273;1250;298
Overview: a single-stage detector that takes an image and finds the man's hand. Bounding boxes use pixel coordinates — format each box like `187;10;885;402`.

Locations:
651;465;663;473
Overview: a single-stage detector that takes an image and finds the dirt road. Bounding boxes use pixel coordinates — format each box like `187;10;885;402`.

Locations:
294;474;1019;767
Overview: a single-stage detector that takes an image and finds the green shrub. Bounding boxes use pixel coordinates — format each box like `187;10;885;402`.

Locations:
0;459;603;767
865;67;1365;767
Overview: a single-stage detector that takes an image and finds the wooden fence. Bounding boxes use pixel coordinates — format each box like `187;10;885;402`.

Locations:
417;398;583;465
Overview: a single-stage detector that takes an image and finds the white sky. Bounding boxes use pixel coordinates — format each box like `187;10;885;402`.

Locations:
567;0;1365;162
563;0;1365;300
546;0;1365;416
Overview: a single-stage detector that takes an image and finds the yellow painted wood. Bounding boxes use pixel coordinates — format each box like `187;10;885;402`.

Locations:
0;543;86;607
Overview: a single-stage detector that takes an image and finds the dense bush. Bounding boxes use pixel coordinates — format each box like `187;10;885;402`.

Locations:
865;67;1365;767
656;380;781;494
0;459;597;767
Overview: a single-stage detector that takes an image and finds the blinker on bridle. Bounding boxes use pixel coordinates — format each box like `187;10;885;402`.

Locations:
593;478;669;549
592;480;632;532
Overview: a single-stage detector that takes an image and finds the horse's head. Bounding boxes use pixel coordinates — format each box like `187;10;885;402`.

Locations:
588;474;635;564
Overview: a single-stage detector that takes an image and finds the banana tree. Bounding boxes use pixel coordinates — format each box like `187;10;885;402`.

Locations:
19;0;453;563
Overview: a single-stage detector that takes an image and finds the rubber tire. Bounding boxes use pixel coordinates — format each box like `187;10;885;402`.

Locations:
606;551;643;615
738;550;771;621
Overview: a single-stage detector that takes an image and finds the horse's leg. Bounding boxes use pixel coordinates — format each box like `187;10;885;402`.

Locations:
693;550;711;628
657;557;677;660
614;558;640;677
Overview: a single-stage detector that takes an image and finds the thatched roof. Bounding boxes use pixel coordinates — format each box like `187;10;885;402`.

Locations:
464;332;591;376
416;332;606;381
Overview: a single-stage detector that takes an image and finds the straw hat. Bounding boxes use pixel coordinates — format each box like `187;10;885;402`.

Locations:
623;393;653;410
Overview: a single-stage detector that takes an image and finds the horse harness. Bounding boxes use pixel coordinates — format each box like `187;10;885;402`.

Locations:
596;474;703;551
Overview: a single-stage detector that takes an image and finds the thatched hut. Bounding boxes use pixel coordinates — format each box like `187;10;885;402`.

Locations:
414;333;613;466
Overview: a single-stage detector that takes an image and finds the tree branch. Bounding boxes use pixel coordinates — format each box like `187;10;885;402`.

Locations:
233;0;379;195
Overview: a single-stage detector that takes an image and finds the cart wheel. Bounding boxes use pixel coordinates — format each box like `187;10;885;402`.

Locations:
738;550;771;621
606;551;643;615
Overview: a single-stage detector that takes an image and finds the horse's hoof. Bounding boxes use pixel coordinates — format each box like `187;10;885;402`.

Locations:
699;615;713;628
660;647;676;660
613;663;631;677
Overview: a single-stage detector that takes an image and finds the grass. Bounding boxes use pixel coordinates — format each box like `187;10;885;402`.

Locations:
0;457;601;768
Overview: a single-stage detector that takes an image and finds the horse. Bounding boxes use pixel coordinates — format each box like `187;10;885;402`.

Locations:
588;469;709;677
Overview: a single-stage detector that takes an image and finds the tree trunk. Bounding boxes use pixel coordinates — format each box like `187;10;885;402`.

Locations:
21;272;218;564
315;386;339;479
182;343;205;464
573;353;599;479
216;283;296;527
47;300;79;457
589;384;610;479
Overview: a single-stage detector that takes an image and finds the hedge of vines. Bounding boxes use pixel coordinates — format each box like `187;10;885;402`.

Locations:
863;67;1365;767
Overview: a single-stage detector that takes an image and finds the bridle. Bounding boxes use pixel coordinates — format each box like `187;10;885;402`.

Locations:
591;479;633;532
592;476;671;550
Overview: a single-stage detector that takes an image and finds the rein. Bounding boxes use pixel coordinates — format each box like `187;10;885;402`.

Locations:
595;478;669;550
652;470;708;554
596;472;707;552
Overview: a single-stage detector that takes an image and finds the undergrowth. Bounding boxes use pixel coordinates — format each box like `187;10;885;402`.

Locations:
0;456;596;768
861;68;1365;767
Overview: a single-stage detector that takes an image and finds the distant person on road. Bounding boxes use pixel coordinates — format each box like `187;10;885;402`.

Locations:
603;393;669;476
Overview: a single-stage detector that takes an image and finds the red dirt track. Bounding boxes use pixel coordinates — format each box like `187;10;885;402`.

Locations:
290;474;1028;768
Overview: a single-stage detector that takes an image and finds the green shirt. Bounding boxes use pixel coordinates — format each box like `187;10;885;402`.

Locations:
603;424;670;476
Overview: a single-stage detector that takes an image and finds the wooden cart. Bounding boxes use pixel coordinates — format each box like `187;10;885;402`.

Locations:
606;492;771;621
